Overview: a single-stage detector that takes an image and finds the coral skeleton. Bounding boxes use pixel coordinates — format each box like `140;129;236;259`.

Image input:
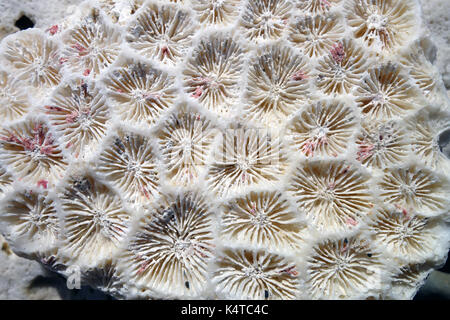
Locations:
0;120;67;185
182;33;245;116
345;0;417;52
0;0;448;300
315;39;370;95
288;160;373;233
157;105;217;186
0;71;30;121
220;190;305;253
240;0;292;42
126;2;196;65
288;14;345;58
105;60;177;125
47;79;110;158
208;127;287;198
61;13;122;77
244;44;310;126
213;248;300;299
286;99;357;158
192;0;241;26
297;0;341;15
355;120;409;169
0;188;59;255
306;237;383;299
121;192;214;298
60;174;130;266
2;29;61;90
96;129;160;204
369;208;439;262
354;63;421;120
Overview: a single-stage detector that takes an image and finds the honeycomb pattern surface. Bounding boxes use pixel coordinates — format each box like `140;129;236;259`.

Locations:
0;0;449;300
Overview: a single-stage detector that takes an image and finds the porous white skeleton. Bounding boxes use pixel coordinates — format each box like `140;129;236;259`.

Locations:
0;0;449;300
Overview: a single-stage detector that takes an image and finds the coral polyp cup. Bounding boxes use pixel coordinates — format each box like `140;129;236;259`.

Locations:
0;0;449;300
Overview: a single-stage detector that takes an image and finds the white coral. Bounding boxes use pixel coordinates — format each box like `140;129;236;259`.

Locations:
286;99;357;158
2;30;61;90
60;174;130;266
288;14;345;58
182;33;245;117
0;120;67;185
126;2;196;65
208;128;287;198
104;60;177;125
120;191;214;298
0;188;59;254
288;160;374;233
157;104;217;186
354;63;421;120
345;0;418;51
306;237;383;299
378;165;449;217
61;12;121;77
0;0;448;301
220;190;305;253
240;0;292;42
0;71;30;121
46;79;110;158
213;248;300;299
315;39;370;95
243;44;310;126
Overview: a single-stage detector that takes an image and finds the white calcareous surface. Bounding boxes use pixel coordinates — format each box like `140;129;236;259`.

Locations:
0;0;449;300
0;0;82;38
419;0;450;90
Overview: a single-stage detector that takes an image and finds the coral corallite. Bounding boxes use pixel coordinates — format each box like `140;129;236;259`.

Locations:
0;0;449;300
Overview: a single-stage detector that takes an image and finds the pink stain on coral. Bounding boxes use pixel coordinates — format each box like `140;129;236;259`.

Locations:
193;243;210;258
191;77;214;98
356;144;375;161
114;226;124;234
291;70;308;81
72;44;86;54
330;42;345;63
37;180;48;189
250;201;257;214
45;105;63;113
47;25;59;36
65;108;91;124
320;0;331;8
301;136;327;157
141;187;151;199
302;143;315;157
346;217;358;226
192;86;203;98
3;124;55;156
65;111;79;124
161;46;169;57
281;266;299;277
144;93;160;101
395;204;411;221
137;260;150;274
83;69;91;76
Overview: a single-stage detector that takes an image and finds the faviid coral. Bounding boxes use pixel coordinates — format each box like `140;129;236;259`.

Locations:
0;0;449;300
